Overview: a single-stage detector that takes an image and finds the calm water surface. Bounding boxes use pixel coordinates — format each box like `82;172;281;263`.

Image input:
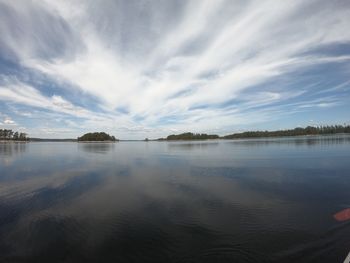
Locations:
0;135;350;262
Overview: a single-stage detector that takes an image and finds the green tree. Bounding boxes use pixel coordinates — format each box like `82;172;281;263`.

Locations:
19;133;27;141
166;132;219;140
13;132;19;140
77;132;118;141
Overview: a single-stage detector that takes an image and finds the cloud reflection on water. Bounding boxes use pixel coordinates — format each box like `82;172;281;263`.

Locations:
0;137;349;262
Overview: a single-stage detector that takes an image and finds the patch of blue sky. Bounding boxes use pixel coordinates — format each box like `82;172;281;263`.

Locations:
298;42;350;58
0;62;104;114
132;115;146;123
188;104;211;111
0;56;20;77
154;115;188;126
116;106;129;115
4;101;83;121
168;87;197;100
189;98;243;111
244;62;349;97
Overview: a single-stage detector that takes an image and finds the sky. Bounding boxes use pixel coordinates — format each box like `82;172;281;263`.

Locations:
0;0;350;139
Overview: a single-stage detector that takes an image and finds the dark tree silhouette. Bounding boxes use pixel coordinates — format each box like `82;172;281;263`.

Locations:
0;129;28;141
77;132;118;141
163;132;219;140
223;125;350;139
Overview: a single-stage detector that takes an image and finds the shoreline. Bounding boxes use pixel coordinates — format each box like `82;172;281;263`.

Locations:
1;133;349;143
0;140;29;143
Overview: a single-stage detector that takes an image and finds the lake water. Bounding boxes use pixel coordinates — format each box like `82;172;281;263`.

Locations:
0;135;350;262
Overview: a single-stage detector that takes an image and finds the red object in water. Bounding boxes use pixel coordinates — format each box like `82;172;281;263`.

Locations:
334;208;350;222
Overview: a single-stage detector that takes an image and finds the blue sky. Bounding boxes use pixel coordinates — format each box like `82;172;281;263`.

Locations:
0;0;349;139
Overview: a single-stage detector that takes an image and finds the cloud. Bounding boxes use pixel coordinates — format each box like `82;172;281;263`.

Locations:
0;80;91;118
0;0;84;62
0;0;349;138
3;117;15;125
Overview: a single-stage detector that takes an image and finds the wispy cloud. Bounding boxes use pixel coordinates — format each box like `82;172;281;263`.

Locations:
0;0;349;138
0;80;91;118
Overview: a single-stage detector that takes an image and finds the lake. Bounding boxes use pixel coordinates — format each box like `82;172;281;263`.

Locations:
0;135;350;262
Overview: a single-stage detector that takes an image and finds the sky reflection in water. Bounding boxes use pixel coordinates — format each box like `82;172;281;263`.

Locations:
0;136;350;262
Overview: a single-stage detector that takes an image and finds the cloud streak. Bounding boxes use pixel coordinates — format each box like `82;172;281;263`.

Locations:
0;0;350;138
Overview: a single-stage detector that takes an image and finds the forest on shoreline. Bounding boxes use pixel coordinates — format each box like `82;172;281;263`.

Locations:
1;125;350;142
159;125;350;141
0;129;28;141
222;125;350;139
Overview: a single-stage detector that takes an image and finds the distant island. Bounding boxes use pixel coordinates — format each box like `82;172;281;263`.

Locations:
157;125;350;141
0;129;28;141
158;132;219;141
223;125;350;139
77;132;118;142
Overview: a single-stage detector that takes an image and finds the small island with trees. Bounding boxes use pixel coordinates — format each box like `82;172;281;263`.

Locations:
158;132;220;141
77;132;118;142
0;129;29;141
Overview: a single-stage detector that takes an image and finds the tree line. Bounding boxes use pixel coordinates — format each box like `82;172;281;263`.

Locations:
158;125;350;140
0;129;28;141
223;125;350;139
160;132;220;140
2;125;350;142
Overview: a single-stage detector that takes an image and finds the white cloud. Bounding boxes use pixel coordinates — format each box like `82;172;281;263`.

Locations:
0;0;349;138
4;117;16;125
0;81;89;118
